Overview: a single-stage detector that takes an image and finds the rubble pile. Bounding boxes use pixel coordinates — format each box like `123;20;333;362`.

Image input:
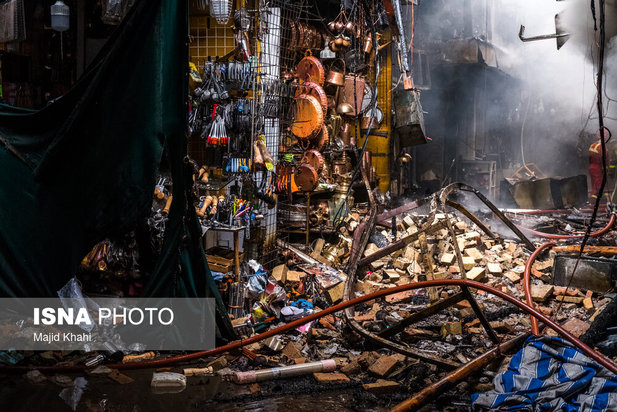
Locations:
209;209;611;404
5;206;617;410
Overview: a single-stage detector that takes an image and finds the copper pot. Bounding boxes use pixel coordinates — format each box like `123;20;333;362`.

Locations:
336;74;365;116
294;164;319;192
297;49;325;85
291;94;324;140
333;154;351;175
325;59;346;87
295;81;328;116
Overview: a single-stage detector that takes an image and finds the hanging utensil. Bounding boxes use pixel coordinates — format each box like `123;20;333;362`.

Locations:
325;58;346;87
295;81;328;116
293;164;319;192
297;50;325;85
291;94;324;140
301;149;325;173
210;0;233;25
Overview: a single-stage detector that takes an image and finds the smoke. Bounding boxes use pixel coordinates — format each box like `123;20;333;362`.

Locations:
413;0;617;192
488;0;617;176
485;1;595;177
503;1;617;132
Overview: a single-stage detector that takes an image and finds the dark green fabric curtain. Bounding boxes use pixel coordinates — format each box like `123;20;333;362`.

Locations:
0;0;234;342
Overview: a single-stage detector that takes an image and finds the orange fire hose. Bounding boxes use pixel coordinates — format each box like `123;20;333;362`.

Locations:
516;214;615;240
2;279;616;375
524;242;556;335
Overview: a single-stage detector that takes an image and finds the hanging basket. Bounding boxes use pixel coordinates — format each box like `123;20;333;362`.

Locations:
210;0;233;25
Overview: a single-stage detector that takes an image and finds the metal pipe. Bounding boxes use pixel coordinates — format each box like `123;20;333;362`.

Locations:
390;333;529;412
452;183;536;251
461;285;499;344
376;200;430;225
379;292;466;339
234;359;336;384
445;200;496;239
518;25;570;42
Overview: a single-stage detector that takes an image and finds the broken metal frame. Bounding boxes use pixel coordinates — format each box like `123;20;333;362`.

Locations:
343;182;538;371
390;332;530;412
445;183;536;251
378;292;466;339
518;25;570;43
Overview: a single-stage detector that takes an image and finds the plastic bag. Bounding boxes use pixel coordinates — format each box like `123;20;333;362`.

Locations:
57;278;96;333
247;270;268;296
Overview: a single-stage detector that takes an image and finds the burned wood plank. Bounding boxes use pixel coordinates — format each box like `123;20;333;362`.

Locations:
358;220;447;267
379;292;466;339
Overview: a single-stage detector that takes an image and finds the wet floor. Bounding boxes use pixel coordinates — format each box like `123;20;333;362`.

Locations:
0;368;385;411
0;364;475;412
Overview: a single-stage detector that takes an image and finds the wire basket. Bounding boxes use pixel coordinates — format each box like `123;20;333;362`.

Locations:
210;0;233;25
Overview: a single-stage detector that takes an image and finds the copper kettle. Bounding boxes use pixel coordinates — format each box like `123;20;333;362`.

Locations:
325;58;346;87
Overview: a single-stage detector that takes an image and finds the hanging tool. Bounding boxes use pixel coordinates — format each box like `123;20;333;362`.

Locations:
154;177;167;200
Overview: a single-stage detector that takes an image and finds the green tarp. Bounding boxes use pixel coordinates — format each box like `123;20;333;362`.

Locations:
0;0;234;342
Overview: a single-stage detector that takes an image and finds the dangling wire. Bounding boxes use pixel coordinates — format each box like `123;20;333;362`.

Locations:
553;0;610;324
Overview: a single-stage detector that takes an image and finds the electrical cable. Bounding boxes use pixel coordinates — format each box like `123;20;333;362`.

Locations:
553;0;609;325
519;95;535;178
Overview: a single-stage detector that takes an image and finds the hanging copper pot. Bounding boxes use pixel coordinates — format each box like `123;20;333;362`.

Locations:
295;81;328;116
291;94;324;140
301;149;325;173
325;58;346;87
333;154;351;176
337;74;366;116
312;124;329;151
297;49;325;85
294;164;319;192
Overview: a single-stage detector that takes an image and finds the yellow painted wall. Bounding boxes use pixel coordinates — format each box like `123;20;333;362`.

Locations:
356;37;392;194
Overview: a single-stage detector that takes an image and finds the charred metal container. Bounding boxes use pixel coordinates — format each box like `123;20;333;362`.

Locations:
393;88;427;147
552;255;617;292
510;175;587;209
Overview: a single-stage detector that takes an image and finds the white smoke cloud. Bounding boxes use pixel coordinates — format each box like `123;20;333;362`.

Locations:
493;0;617;175
413;0;617;178
495;0;597;124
